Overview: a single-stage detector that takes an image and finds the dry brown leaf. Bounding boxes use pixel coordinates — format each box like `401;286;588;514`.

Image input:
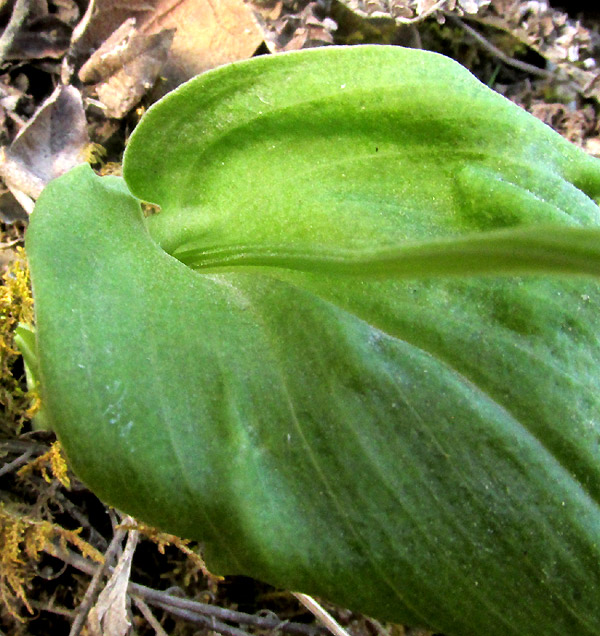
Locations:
334;0;489;23
79;19;175;119
87;524;139;636
0;76;26;122
0;85;89;213
79;18;143;84
69;0;262;96
3;14;72;60
335;0;426;22
585;136;600;157
62;0;159;83
53;0;80;24
138;0;263;90
68;0;158;60
94;32;175;119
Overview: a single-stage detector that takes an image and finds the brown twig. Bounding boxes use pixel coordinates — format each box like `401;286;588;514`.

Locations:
147;600;255;636
46;541;327;636
132;596;171;636
446;14;553;79
0;438;52;457
130;581;326;636
0;238;23;250
134;582;324;636
0;448;34;478
51;489;109;552
27;598;75;618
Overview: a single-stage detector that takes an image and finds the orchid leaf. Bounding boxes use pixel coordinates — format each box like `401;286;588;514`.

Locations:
26;46;600;636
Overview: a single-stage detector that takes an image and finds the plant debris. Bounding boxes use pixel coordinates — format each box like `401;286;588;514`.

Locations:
0;85;89;213
78;19;175;119
335;0;600;103
251;0;338;52
138;0;263;90
86;522;138;636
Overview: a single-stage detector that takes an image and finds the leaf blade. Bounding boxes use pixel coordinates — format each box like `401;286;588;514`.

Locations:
28;45;600;636
28;164;600;636
123;46;600;276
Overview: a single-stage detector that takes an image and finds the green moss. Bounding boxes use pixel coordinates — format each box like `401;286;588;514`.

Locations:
0;247;35;433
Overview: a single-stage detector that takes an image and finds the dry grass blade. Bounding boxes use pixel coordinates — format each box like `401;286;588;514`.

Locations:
292;593;352;636
86;521;139;636
68;523;129;636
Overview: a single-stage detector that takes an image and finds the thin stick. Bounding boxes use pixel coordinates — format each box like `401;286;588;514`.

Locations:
0;439;51;455
52;489;109;551
131;581;325;636
446;15;553;79
27;598;75;618
132;596;170;636
0;449;34;477
292;593;352;636
147;600;254;636
46;542;325;636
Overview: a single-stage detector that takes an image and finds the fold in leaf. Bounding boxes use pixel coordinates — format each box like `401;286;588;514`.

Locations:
26;46;600;636
172;225;600;278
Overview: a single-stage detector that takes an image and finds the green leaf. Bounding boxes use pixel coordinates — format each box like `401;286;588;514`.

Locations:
14;323;49;430
26;46;600;636
124;47;600;272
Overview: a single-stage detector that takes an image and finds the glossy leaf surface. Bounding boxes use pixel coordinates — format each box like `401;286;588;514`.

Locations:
26;46;600;636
